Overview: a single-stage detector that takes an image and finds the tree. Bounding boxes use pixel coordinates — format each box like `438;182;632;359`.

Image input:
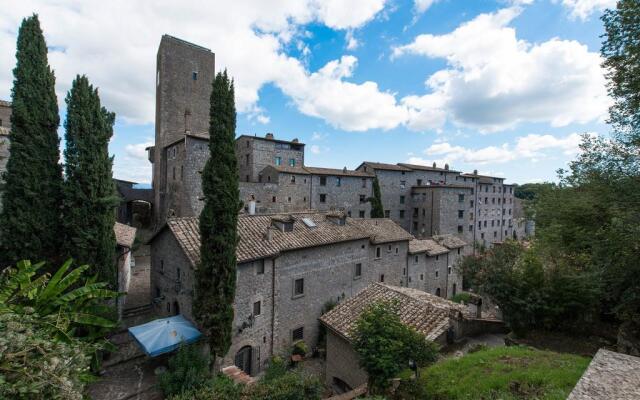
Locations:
369;177;384;218
194;70;241;364
62;75;118;287
0;15;63;267
602;0;640;142
352;301;438;395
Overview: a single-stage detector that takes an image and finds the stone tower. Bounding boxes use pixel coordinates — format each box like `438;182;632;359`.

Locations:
152;35;215;225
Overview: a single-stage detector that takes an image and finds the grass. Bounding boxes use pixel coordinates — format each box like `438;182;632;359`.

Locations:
417;346;590;400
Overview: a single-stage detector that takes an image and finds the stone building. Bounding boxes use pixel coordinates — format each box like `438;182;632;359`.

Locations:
236;134;305;183
0;100;11;212
407;234;466;299
319;283;467;393
149;211;412;376
305;167;373;217
114;222;137;317
150;35;215;225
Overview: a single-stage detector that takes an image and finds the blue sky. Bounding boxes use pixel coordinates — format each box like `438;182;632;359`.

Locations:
0;0;615;184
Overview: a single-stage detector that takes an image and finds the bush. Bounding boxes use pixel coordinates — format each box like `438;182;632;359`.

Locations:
246;370;323;400
291;340;308;357
158;343;210;396
264;356;288;381
168;375;242;400
451;292;472;304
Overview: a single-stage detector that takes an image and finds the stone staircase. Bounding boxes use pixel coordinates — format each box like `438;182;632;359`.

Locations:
222;365;256;385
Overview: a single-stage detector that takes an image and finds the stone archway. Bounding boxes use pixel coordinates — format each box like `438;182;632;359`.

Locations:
235;346;252;375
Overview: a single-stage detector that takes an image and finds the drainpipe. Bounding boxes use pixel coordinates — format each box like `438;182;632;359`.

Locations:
445;252;450;299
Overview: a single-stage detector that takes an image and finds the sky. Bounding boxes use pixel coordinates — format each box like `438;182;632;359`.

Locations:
0;0;616;185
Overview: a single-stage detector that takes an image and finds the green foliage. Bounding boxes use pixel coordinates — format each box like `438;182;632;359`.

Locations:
459;242;601;336
352;301;438;395
369;177;384;218
158;344;210;397
195;70;242;359
291;340;308;357
0;259;118;399
602;0;640;140
0;14;63;267
451;292;472;304
171;371;322;400
417;346;589;400
514;183;556;201
317;299;337;348
62;75;118;288
263;356;288;382
246;371;323;400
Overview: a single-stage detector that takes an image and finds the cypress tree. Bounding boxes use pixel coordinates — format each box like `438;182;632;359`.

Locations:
369;177;384;218
195;70;241;363
62;75;118;287
0;15;63;266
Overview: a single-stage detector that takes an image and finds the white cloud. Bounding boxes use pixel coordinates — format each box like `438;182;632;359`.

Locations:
418;132;592;166
414;0;439;13
310;144;322;154
558;0;616;20
124;139;154;160
345;30;359;50
393;7;610;132
0;0;389;127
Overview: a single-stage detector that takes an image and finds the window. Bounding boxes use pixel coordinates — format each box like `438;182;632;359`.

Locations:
469;225;473;232
272;196;276;203
435;270;439;277
336;177;342;186
292;327;304;341
470;200;474;208
400;195;405;204
176;267;181;282
319;194;326;203
484;220;487;227
287;197;291;203
491;220;495;227
395;247;399;254
359;210;365;218
359;195;366;204
481;232;485;239
435;255;439;261
257;261;265;275
376;247;381;258
379;274;385;282
457;248;461;255
400;181;406;189
458;225;463;233
492;198;495;204
414;255;419;263
293;278;304;297
448;266;452;275
420;274;424;280
320;176;327;186
458;210;464;219
289;158;295;167
384;210;390;218
458;194;465;202
417;179;423;186
478;221;482;229
484;197;488;203
253;301;261;316
192;71;198;80
275;157;282;166
399;210;405;219
362;178;367;188
354;263;362;279
494;231;497;238
172;167;176;180
291;175;296;183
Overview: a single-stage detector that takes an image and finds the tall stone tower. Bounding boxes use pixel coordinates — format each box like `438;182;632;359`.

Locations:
152;35;215;225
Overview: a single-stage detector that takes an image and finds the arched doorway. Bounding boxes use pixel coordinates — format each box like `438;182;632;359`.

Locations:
435;288;441;297
173;301;180;316
235;346;252;375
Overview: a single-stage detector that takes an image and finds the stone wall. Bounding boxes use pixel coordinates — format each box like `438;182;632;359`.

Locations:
309;174;372;217
325;332;368;392
235;135;305;183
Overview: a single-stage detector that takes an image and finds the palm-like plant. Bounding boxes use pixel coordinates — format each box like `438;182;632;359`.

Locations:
0;259;119;337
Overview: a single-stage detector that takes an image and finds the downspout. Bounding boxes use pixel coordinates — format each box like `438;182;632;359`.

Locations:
445;252;450;299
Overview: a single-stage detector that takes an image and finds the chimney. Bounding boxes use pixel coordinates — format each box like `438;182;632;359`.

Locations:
248;200;256;215
445;163;449;170
474;169;478;175
265;132;274;140
432;162;436;168
292;138;299;143
263;227;272;241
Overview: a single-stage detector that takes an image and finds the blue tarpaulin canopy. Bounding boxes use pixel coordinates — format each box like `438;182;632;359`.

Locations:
128;315;202;357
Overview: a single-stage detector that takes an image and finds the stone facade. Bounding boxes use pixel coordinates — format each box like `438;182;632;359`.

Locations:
407;236;466;299
0;100;11;212
236;134;305;183
306;167;373;217
152;35;215;224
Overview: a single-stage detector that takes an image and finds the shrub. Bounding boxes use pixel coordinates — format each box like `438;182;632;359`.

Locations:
264;356;288;381
158;343;210;396
246;370;323;400
451;292;472;304
168;375;242;400
291;340;308;357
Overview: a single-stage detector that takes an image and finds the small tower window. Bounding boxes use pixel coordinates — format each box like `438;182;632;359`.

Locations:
192;71;198;80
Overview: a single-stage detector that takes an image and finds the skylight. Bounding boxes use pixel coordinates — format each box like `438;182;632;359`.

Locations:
302;218;316;228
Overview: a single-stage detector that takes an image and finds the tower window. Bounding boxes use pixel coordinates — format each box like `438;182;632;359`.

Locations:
192;71;198;80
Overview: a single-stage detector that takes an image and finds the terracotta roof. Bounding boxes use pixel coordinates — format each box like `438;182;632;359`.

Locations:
358;162;412;172
433;234;467;249
350;218;414;244
262;165;310;175
397;162;460;173
114;222;137;248
303;166;374;178
319;283;465;342
568;349;640;400
409;239;449;255
163;212;412;266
